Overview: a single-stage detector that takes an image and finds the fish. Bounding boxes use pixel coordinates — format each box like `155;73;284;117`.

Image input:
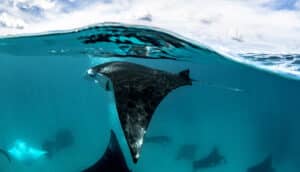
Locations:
176;144;197;161
193;147;226;170
247;155;275;172
0;148;11;163
144;135;172;145
82;130;131;172
54;128;74;151
86;61;192;163
41;128;74;158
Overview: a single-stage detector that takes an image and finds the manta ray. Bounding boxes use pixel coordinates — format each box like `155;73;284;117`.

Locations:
82;130;131;172
86;61;192;163
247;155;275;172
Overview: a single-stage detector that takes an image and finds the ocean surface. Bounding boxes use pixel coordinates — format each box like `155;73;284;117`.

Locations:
0;23;299;172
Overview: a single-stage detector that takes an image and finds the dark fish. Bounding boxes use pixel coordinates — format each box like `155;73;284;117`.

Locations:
87;61;192;163
0;148;11;163
82;130;131;172
42;128;74;158
193;147;226;170
54;128;74;151
144;136;172;144
247;155;275;172
176;144;197;161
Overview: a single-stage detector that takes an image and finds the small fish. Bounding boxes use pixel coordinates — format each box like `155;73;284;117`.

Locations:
41;128;74;159
193;147;226;170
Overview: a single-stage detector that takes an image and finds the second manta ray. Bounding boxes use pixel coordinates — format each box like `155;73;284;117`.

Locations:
247;155;275;172
82;130;131;172
87;61;192;163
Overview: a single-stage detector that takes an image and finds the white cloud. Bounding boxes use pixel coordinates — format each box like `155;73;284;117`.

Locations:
13;0;55;10
0;0;300;54
0;12;26;29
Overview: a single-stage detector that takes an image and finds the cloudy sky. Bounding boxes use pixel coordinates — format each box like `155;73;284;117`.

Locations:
0;0;300;53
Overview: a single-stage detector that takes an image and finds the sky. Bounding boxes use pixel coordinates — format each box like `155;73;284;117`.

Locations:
0;0;300;54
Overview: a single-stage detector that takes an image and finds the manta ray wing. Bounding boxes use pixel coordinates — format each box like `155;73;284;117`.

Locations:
82;130;131;172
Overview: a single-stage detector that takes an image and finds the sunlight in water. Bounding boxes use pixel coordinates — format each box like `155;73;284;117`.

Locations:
8;140;47;162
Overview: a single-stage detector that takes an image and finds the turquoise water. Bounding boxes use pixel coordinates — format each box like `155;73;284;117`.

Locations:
0;24;299;172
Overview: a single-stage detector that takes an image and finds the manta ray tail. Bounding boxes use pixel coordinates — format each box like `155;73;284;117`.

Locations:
82;130;131;172
0;148;11;163
203;82;244;92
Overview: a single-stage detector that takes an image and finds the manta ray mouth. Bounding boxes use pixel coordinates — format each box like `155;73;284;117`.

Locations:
87;68;96;76
87;68;112;91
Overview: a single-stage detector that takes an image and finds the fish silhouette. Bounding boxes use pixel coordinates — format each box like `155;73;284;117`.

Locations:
193;147;226;170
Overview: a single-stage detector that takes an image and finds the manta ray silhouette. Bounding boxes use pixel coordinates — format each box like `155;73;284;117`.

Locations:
87;61;192;163
82;130;131;172
247;155;275;172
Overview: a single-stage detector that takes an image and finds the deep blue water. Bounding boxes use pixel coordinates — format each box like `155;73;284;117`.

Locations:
0;24;299;172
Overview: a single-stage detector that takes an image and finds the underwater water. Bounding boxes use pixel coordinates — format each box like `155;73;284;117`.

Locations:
0;23;299;172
